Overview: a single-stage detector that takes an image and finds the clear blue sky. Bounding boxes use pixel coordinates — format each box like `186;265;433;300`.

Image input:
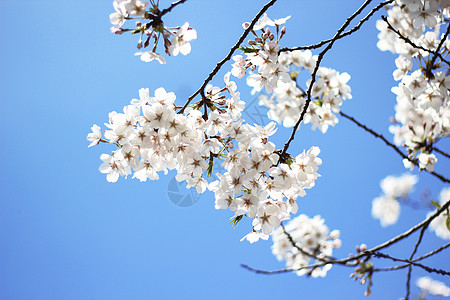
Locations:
0;1;449;299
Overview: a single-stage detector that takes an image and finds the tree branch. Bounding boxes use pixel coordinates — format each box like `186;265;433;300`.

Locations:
242;198;450;275
280;0;393;52
432;146;450;159
339;110;450;183
160;0;188;16
278;0;374;162
373;252;450;276
373;242;450;272
178;0;278;114
382;16;450;66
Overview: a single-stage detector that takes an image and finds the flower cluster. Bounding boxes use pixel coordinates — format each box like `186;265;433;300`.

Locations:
110;0;197;63
428;186;450;240
376;0;449;171
416;276;450;297
271;214;341;277
229;14;352;133
88;70;323;241
372;173;418;226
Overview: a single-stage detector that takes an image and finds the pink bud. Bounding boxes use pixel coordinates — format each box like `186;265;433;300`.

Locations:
242;22;250;29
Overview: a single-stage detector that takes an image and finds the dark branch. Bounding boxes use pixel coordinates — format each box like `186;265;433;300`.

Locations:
281;224;341;264
243;198;450;275
280;0;393;52
160;0;188;16
339;111;450;183
373;242;450;272
382;16;450;66
433;146;450;159
278;0;374;162
373;252;450;276
178;0;278;114
425;22;450;77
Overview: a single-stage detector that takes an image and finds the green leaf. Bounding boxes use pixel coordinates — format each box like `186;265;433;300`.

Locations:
431;199;441;210
446;216;450;232
229;215;244;228
239;47;258;54
206;160;214;177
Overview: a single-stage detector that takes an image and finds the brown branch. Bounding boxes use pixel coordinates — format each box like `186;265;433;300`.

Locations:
425;21;450;77
433;146;450;159
373;252;450;276
281;224;342;265
278;0;374;163
405;220;431;299
373;242;450;272
242;198;450;275
280;0;394;52
382;16;450;66
160;0;188;16
178;0;278;114
339;111;450;183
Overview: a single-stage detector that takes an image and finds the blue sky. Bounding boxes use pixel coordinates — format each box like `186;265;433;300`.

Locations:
1;0;449;299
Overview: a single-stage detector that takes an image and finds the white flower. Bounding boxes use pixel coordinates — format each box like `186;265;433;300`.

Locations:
418;153;437;172
272;214;340;277
380;173;418;199
241;231;269;243
87;124;102;147
372;196;400;227
169;22;197;56
98;153;129;183
253;205;281;235
253;13;275;30
135;51;166;64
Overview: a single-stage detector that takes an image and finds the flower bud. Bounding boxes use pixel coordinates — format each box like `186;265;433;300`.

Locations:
332;239;342;248
242;22;250;29
329;230;340;239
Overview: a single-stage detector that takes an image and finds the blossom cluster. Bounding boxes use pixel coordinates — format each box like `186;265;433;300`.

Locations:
371;173;418;226
229;14;352;133
271;214;341;277
376;0;450;171
371;173;450;240
416;276;450;297
428;186;450;240
88;72;323;242
110;0;197;63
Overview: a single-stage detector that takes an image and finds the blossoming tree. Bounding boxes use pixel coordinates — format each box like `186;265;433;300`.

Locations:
87;0;450;298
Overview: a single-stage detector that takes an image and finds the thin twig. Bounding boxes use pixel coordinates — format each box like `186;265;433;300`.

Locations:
373;252;450;276
382;16;450;66
160;0;188;16
373;242;450;272
242;198;450;275
425;22;450;77
339;111;450;183
280;0;393;52
433;146;450;159
281;224;340;264
178;0;278;114
279;0;374;162
405;221;429;299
